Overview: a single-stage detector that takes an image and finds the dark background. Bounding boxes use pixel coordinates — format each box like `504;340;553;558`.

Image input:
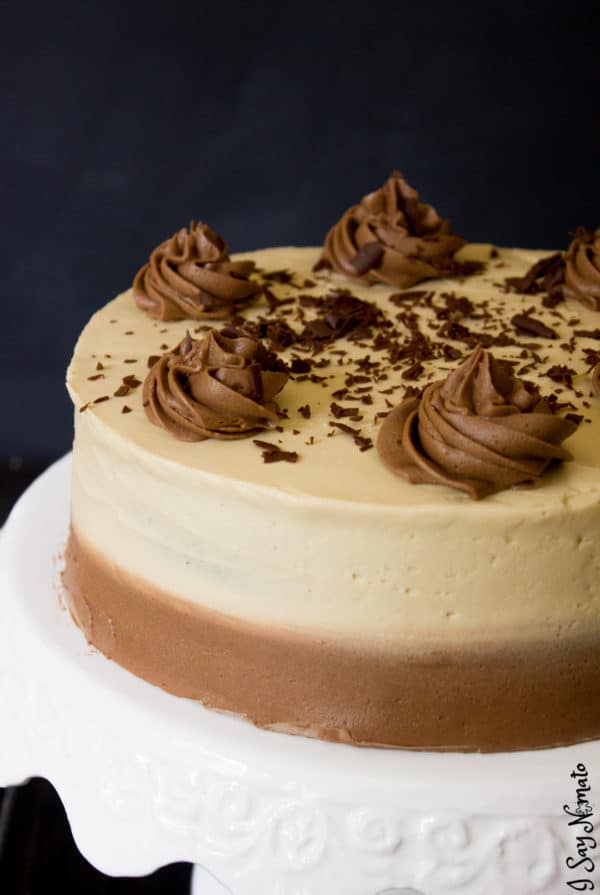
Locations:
0;1;598;890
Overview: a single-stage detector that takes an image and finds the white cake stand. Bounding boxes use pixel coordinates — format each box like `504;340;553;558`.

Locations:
0;454;598;895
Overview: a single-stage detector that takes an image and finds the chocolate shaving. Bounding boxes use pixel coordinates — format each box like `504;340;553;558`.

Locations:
504;252;565;299
565;412;583;425
402;361;424;380
349;241;384;276
328;421;360;435
253;440;299;464
233;317;298;352
330;402;362;421
545;364;577;389
290;358;312;373
511;313;557;339
298;404;311;419
122;375;142;388
114;385;131;397
353;434;373;452
121;405;132;414
300;290;386;346
575;329;600;341
440;258;486;278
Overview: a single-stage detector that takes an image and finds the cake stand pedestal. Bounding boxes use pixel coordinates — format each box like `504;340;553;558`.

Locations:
1;455;598;895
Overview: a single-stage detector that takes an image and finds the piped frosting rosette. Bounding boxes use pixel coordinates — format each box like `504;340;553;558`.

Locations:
377;345;578;499
143;328;288;441
319;171;464;289
564;227;600;310
133;221;260;321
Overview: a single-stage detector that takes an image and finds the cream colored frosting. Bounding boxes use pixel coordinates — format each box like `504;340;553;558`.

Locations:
67;246;600;646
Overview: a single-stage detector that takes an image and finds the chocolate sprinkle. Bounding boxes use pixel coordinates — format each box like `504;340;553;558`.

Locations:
330;402;362;421
511;313;557;340
253;440;299;464
329;421;360;435
575;329;600;341
290;358;312;374
122;375;142;388
349;241;385;276
504;252;565;301
545;365;577;389
565;412;584;425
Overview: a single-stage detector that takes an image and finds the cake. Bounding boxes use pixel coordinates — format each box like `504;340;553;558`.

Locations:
63;174;600;751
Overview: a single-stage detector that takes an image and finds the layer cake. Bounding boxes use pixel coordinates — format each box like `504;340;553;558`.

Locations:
63;176;600;751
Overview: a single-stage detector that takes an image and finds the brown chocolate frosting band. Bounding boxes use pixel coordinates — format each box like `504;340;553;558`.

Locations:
63;528;600;752
320;171;464;289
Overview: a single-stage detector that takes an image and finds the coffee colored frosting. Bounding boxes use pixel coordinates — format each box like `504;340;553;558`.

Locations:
564;227;600;310
143;328;288;440
133;222;260;321
377;345;578;499
319;171;464;288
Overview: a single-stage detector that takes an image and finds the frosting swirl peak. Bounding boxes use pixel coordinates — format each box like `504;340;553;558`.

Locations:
143;328;288;441
564;227;600;310
133;221;260;321
377;346;578;499
319;172;465;289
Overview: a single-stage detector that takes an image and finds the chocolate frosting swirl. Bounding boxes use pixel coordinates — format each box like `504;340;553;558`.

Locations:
133;222;260;321
564;227;600;310
377;346;578;499
143;328;288;441
319;172;464;289
592;363;600;398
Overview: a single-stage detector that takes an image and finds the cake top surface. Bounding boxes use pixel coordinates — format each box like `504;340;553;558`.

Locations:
67;244;600;509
